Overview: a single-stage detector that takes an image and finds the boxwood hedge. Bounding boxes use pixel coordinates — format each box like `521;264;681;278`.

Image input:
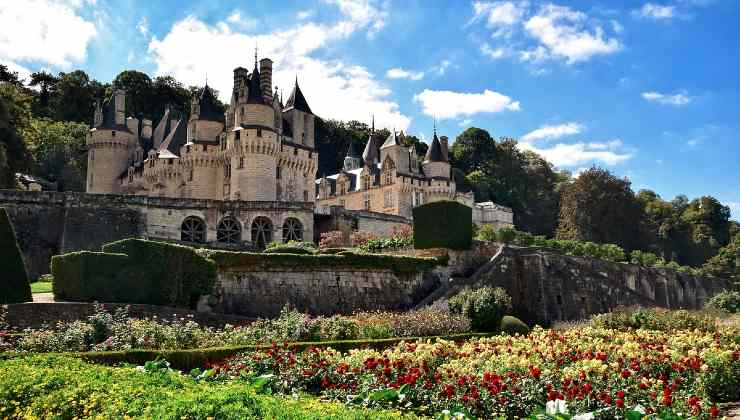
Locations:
0;207;31;303
52;251;130;302
412;201;472;250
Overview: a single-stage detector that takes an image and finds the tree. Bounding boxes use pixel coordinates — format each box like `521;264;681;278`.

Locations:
26;119;89;191
0;207;32;303
679;196;731;266
702;232;739;288
28;71;59;118
449;127;496;173
557;167;643;251
52;70;97;124
151;76;191;120
0;64;24;87
112;70;153;119
0;83;33;188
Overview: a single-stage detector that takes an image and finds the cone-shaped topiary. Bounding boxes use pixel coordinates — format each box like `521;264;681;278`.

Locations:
500;315;530;335
0;207;31;303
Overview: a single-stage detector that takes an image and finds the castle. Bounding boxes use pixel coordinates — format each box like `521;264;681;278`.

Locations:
85;55;512;249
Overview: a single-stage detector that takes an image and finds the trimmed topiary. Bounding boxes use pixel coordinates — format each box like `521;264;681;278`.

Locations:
52;251;130;302
413;201;472;250
0;207;31;303
500;315;529;335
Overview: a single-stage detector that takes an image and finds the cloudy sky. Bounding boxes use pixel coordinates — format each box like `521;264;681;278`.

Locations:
1;0;738;217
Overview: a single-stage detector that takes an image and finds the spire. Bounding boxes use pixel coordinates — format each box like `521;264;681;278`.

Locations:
381;127;401;148
424;128;447;163
196;85;221;122
285;78;313;114
246;61;265;105
362;136;379;167
371;115;375;132
346;140;360;158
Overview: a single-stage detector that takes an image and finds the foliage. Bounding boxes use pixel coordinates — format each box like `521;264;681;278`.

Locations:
0;355;416;420
350;230;378;247
319;230;346;248
705;291;740;314
29;282;52;294
0;207;31;303
499;315;529;335
449;127;496;173
590;307;720;332
211;325;738;418
51;251;130;302
701;233;740;286
0;83;33;188
25;118;88;191
413;201;472;250
203;249;445;275
264;241;317;254
349;308;470;338
356;226;414;252
448;287;512;332
630;250;662;267
315;118;392;178
557;167;643;251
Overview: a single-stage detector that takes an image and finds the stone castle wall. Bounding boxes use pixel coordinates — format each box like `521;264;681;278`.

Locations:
214;264;438;318
0;190;314;278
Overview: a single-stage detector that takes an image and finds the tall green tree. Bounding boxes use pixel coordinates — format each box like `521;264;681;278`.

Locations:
0;64;25;87
151;76;191;120
449;127;496;173
26;119;89;191
0;207;32;303
52;70;98;124
0;83;33;188
557;167;643;251
28;71;59;118
112;70;153;119
679;196;732;266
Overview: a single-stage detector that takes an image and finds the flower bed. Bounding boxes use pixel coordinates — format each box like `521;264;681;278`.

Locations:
209;326;739;419
0;355;419;419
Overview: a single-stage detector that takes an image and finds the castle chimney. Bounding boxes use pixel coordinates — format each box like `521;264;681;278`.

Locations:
259;58;273;103
142;119;153;139
440;136;449;161
93;100;103;127
114;89;126;125
233;67;248;95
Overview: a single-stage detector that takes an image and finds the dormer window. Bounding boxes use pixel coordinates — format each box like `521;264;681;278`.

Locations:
257;128;262;137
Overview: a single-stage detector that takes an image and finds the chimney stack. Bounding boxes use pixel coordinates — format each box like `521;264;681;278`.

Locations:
259;58;273;103
114;89;126;125
440;136;449;161
142;119;153;139
93;100;103;127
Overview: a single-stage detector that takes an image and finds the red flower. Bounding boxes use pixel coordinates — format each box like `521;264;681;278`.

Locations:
616;390;625;399
530;366;541;379
616;399;624;409
442;384;455;398
710;405;719;418
620;369;631;379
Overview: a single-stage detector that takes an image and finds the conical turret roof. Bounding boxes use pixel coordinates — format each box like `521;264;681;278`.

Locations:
246;63;265;105
197;84;222;121
424;131;447;162
285;79;313;114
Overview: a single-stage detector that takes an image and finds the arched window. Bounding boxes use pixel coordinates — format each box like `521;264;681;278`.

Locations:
382;157;395;185
181;216;206;243
251;217;273;249
217;217;241;244
282;218;303;242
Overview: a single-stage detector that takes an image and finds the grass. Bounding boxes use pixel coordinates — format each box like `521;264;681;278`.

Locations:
30;281;52;293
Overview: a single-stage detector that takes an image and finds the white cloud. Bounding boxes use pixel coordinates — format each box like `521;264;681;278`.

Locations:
225;10;258;31
471;1;528;32
433;60;453;75
0;0;97;68
413;89;520;119
523;5;622;64
519;122;631;167
297;10;315;20
137;17;149;36
633;3;675;19
611;19;624;33
148;1;410;130
324;0;389;39
459;118;473;127
481;43;507;59
642;91;691;106
726;202;739;217
521;122;584;142
0;59;32;82
386;67;425;81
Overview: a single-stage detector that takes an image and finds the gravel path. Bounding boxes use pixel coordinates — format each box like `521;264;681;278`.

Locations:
32;292;55;303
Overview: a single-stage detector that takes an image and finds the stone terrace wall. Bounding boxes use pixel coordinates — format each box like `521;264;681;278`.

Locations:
214;264;438;317
442;245;729;325
314;205;411;244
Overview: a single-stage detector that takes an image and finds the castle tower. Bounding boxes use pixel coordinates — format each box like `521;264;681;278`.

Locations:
380;130;410;173
422;128;450;179
283;78;315;148
86;89;137;194
259;58;273;103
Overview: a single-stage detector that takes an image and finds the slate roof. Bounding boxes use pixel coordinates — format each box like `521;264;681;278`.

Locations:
381;130;401;148
197;85;222;122
246;63;265;105
425;132;447;162
362;135;380;166
152;107;172;150
157;118;187;158
285;80;313;114
96;99;131;132
346;140;360;158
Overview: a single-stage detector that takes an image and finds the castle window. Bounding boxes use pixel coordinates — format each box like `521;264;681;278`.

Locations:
384;190;393;208
168;160;173;165
181;216;206;243
301;132;305;144
90;151;94;161
111;131;115;137
238;157;244;169
240;106;245;115
276;167;281;179
251;217;273;249
202;144;207;152
224;163;231;178
282;218;303;242
257;128;262;137
186;145;191;153
235;130;240;140
303;190;308;202
363;192;370;210
339;199;346;207
293;147;298;155
217;217;242;244
188;170;193;181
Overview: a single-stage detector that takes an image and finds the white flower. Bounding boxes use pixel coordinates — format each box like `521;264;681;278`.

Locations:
572;413;595;420
546;399;568;415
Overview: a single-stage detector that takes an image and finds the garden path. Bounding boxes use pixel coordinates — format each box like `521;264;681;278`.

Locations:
32;293;55;303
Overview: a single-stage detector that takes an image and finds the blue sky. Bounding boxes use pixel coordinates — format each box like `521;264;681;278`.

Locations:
1;0;738;218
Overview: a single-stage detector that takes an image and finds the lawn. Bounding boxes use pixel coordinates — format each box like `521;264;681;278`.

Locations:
30;281;52;293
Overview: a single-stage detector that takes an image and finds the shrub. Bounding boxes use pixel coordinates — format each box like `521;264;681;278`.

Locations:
475;224;497;242
449;287;512;332
38;274;53;283
591;307;717;332
51;251;130;302
264;241;317;255
413;201;472;250
0;207;31;303
705;291;740;314
351;308;470;337
500;315;529;335
630;250;660;266
700;350;740;402
349;231;378;247
319;316;360;341
495;227;517;244
319;231;345;248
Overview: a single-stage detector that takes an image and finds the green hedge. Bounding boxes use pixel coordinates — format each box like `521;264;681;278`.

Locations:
52;251;130;302
53;239;216;308
202;249;446;274
500;315;530;335
413;201;472;250
0;207;31;303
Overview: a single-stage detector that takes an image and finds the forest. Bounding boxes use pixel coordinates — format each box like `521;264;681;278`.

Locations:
0;64;737;282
